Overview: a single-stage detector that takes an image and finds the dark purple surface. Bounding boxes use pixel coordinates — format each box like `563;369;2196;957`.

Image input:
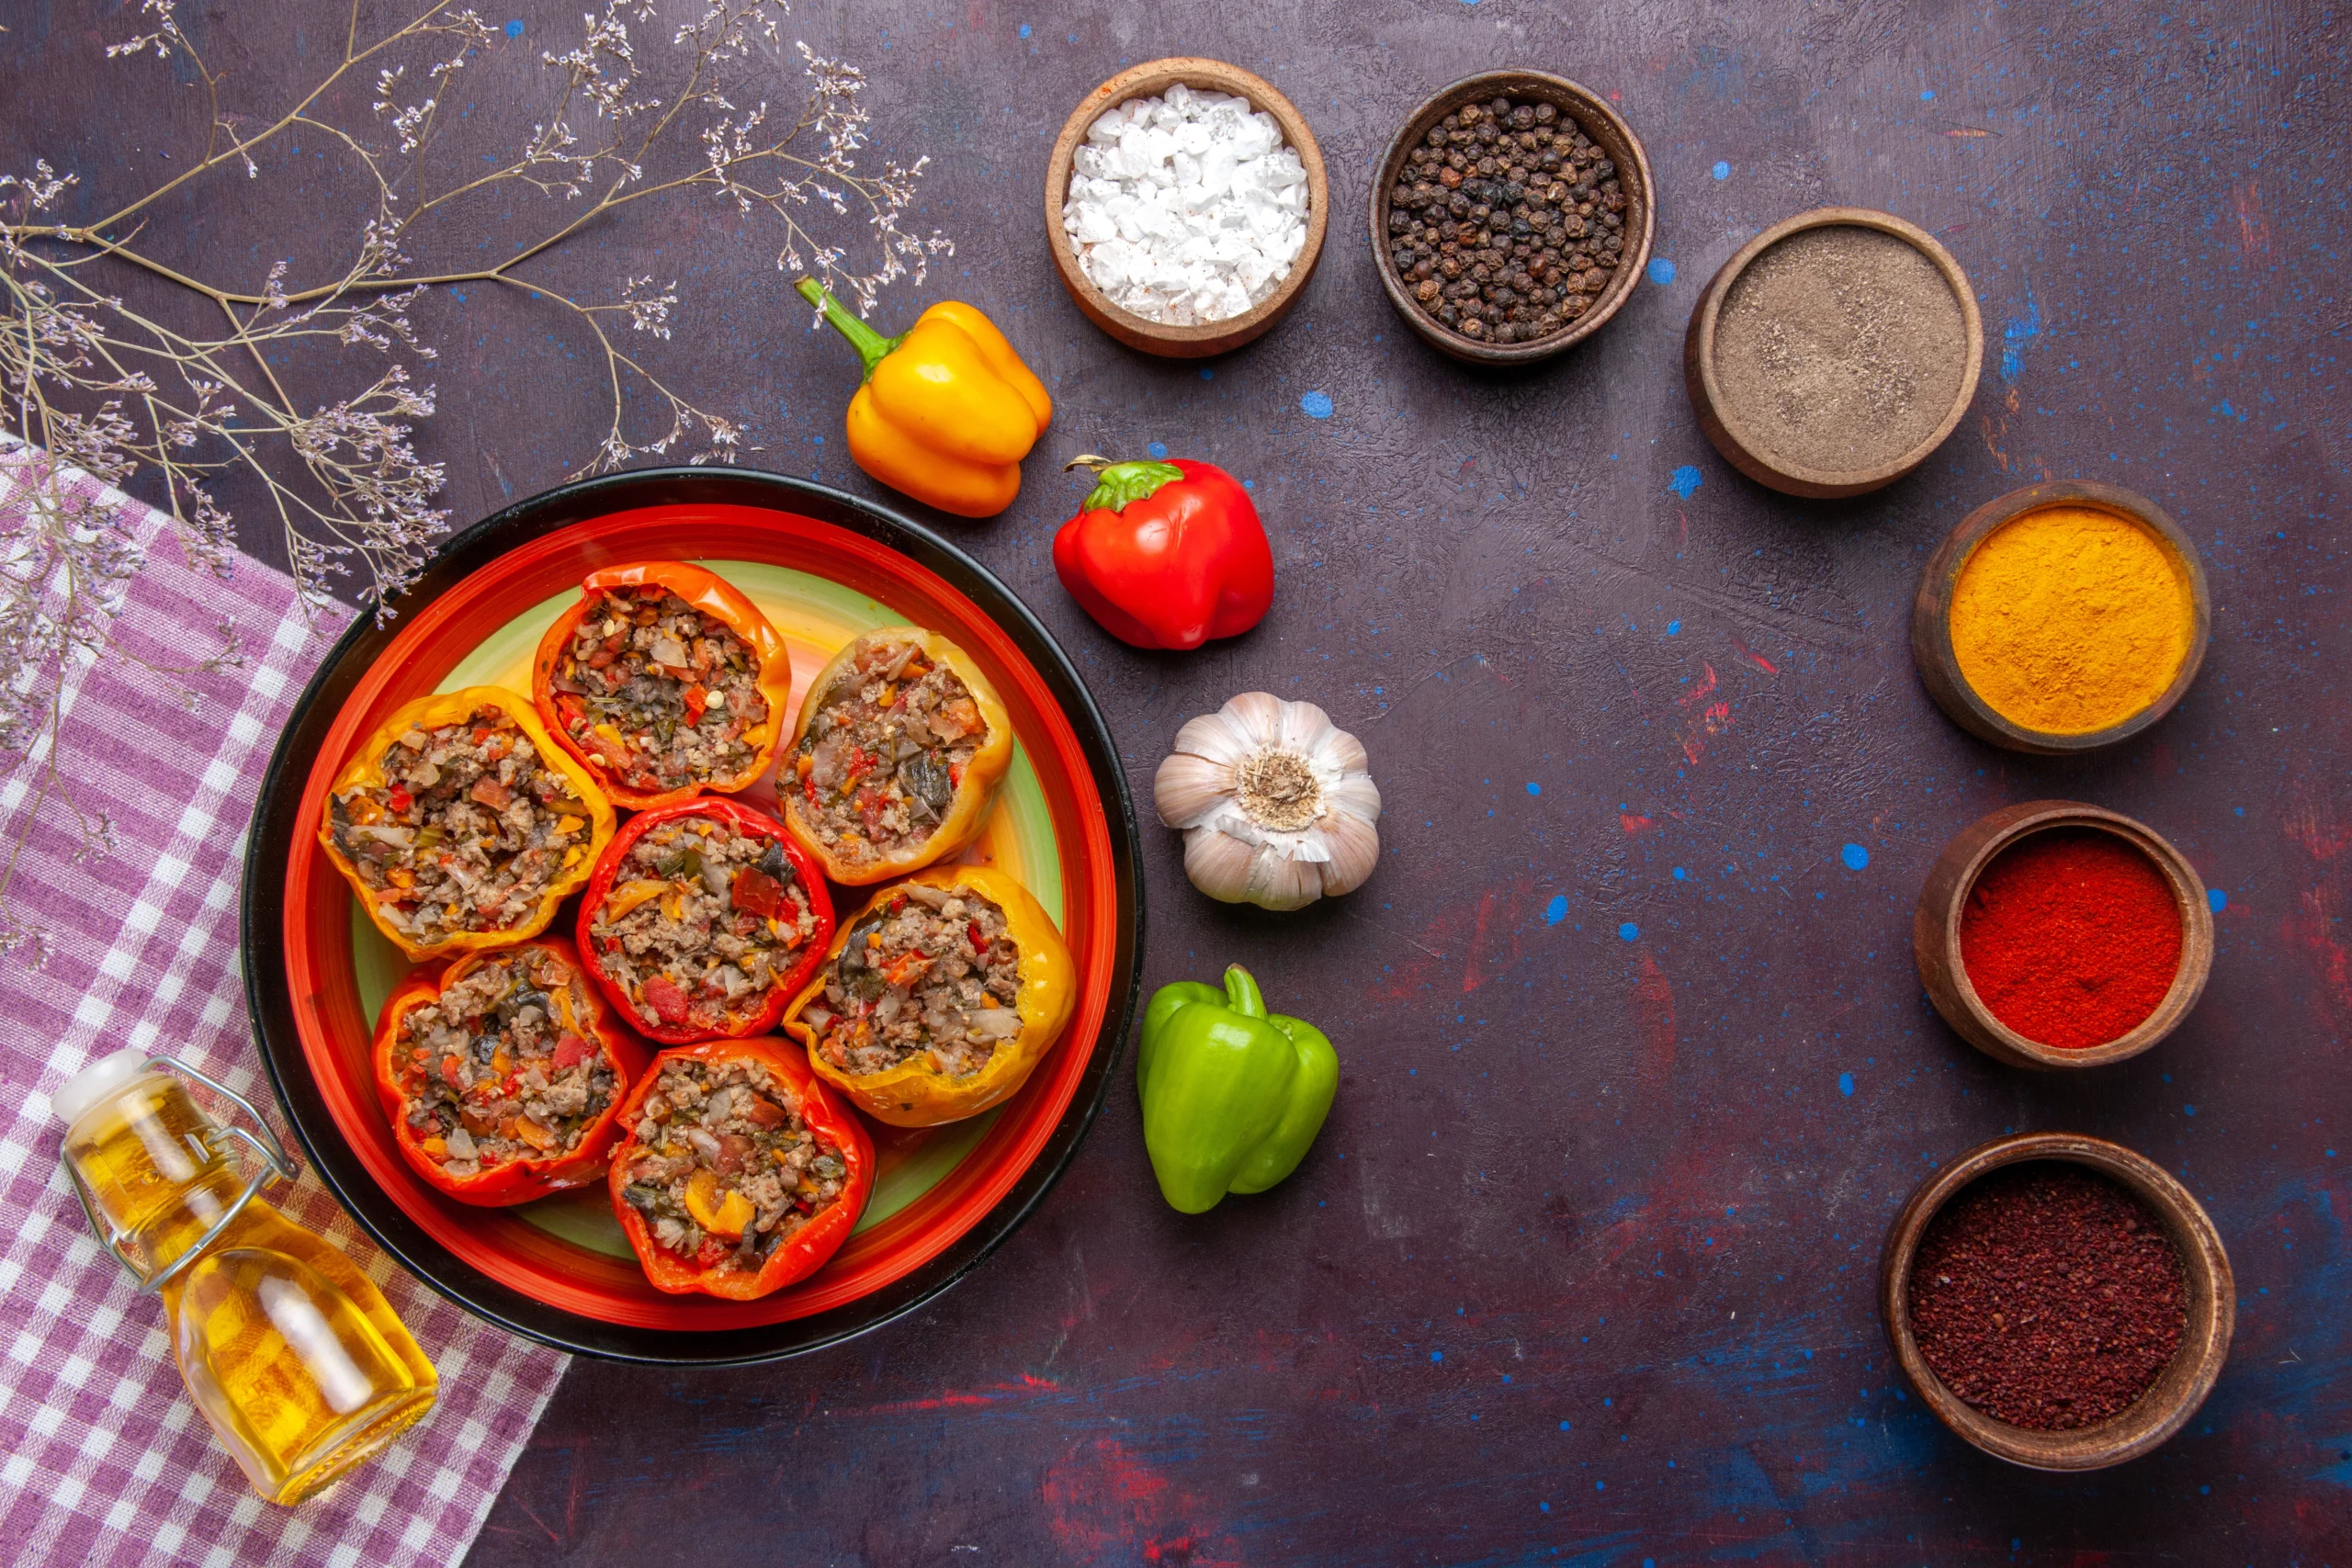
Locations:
9;3;2349;1563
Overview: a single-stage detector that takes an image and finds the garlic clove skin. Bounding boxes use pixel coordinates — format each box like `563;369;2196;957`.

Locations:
1159;691;1385;910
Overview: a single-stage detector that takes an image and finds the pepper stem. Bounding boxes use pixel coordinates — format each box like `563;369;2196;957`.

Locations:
795;276;900;380
1222;964;1268;1021
1063;453;1184;513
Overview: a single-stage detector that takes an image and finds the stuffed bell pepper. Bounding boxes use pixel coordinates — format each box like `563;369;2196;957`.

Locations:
371;935;650;1205
577;797;834;1045
607;1037;873;1300
322;686;615;961
785;864;1076;1127
782;626;1013;886
531;561;795;811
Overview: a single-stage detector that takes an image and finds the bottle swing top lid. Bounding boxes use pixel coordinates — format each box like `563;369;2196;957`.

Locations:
51;1046;159;1130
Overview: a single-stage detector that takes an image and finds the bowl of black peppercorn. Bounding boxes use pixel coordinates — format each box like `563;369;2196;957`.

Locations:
1371;71;1656;366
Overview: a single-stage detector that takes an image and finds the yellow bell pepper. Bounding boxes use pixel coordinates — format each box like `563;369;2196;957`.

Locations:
795;278;1051;518
319;685;616;962
785;865;1077;1127
782;626;1015;886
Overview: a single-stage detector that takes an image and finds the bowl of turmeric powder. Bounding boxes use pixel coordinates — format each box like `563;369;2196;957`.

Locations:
1910;480;2211;753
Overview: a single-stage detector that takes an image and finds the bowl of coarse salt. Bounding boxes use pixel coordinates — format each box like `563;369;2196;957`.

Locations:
1046;58;1329;358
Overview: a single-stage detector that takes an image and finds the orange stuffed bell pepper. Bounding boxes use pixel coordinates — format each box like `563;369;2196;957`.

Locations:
781;626;1014;886
795;278;1051;518
607;1037;873;1300
321;686;615;962
371;935;650;1205
784;864;1077;1127
530;561;795;811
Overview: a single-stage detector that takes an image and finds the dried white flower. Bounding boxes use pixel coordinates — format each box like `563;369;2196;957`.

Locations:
1155;694;1383;911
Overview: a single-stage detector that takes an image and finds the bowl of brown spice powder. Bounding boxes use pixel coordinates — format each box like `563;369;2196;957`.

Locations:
1684;207;1983;497
1881;1132;2234;1470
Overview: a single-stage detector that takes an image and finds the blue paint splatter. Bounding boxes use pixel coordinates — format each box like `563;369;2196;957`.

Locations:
1668;465;1702;499
1618;922;1639;942
1841;843;1871;871
2209;888;2228;912
1147;441;1168;459
504;18;525;37
1712;161;1731;180
1525;782;1542;796
1672;867;1687;880
1199;368;1214;380
1018;23;1032;37
1920;88;1936;100
1838;1072;1856;1098
1299;390;1334;419
1430;1350;1443;1362
1665;620;1681;636
1544;896;1568;926
2000;288;2041;382
1646;257;1677;286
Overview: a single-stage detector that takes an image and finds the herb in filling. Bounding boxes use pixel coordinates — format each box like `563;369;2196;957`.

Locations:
331;706;592;946
550;587;770;795
790;638;989;871
800;883;1022;1079
587;817;817;1034
396;946;616;1178
616;1057;848;1272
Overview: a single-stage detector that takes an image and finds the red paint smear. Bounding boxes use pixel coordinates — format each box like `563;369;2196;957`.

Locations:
2234;179;2271;256
2288;888;2352;1025
1728;634;1778;674
1621;814;1657;835
1462;884;1533;993
855;1374;1059;1416
1675;661;1720;709
1040;1438;1241;1568
1631;951;1675;1078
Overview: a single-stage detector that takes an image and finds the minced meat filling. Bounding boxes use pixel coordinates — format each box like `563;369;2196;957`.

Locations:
585;816;817;1035
394;945;617;1179
331;706;594;947
789;637;989;871
616;1057;848;1273
548;586;770;795
799;882;1022;1080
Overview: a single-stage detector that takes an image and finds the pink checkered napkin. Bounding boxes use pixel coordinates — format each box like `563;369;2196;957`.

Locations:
0;443;568;1568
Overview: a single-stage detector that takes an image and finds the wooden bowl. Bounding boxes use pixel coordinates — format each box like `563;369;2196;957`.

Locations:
1882;1132;2233;1471
1683;207;1983;496
1044;58;1328;359
1368;70;1656;367
1912;480;2211;753
1915;800;2214;1071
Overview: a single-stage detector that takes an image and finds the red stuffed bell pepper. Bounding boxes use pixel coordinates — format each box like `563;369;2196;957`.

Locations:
578;796;835;1046
371;935;650;1205
607;1037;874;1300
1053;456;1275;651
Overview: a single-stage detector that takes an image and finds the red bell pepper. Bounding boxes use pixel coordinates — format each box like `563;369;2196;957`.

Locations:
1052;456;1274;650
605;1038;874;1300
576;796;835;1046
370;935;650;1206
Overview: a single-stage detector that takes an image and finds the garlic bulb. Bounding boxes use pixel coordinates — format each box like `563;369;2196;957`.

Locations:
1154;693;1382;910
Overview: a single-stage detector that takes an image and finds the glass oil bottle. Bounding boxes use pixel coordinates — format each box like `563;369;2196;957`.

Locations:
53;1047;437;1505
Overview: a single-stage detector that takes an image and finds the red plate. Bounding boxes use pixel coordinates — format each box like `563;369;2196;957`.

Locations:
241;471;1144;1362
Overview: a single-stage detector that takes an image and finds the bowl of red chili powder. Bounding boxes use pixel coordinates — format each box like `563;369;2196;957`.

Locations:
1913;801;2214;1069
1881;1132;2233;1470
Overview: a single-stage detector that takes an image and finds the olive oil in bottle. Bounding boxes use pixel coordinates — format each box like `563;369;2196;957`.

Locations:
54;1048;436;1505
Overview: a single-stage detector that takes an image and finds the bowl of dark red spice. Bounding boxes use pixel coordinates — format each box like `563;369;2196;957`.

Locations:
1915;800;2214;1070
1882;1132;2233;1470
1370;71;1656;365
1684;207;1983;497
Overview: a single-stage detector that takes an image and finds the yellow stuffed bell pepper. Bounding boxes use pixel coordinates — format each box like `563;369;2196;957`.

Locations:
320;686;616;962
785;864;1077;1127
795;278;1051;518
782;626;1015;886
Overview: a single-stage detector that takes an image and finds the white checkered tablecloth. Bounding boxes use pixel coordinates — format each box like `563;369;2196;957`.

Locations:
0;442;566;1568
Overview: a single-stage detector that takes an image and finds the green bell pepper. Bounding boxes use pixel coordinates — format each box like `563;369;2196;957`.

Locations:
1136;964;1339;1213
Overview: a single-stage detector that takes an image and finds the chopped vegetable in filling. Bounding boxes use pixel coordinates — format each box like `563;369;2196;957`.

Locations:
586;816;818;1034
332;706;593;946
800;883;1022;1079
790;638;989;871
617;1057;848;1272
396;945;616;1179
548;587;770;795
